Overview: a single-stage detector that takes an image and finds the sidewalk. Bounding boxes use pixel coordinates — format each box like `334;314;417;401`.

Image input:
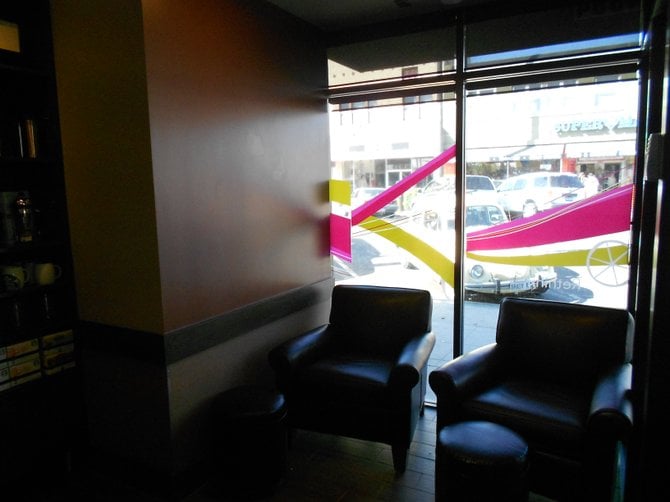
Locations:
425;298;501;404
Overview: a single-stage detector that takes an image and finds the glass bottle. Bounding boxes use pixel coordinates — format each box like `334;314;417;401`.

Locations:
15;191;34;243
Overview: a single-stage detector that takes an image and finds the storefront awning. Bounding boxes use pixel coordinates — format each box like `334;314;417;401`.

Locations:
564;140;636;159
507;144;565;161
467;144;565;162
465;146;527;163
466;141;637;163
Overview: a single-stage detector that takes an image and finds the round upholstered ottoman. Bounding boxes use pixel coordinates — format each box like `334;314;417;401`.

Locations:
212;385;287;497
436;421;529;502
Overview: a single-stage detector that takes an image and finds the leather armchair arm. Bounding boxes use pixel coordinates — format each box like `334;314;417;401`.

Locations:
268;325;333;382
587;363;633;441
429;343;500;399
389;332;436;391
429;343;501;426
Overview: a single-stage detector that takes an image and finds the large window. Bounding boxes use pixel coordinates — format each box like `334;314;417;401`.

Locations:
328;3;642;403
461;77;638;355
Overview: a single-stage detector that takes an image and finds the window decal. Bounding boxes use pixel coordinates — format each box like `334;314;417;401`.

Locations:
351;145;456;226
466;184;633;268
331;148;632;289
330;179;352;261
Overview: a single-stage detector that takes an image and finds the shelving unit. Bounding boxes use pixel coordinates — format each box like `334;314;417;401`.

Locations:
0;0;80;485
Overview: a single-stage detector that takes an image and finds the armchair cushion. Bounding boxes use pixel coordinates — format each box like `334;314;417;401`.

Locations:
460;378;590;459
296;353;395;406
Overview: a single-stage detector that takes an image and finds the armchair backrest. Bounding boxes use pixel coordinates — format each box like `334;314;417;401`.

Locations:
496;297;634;388
329;285;432;357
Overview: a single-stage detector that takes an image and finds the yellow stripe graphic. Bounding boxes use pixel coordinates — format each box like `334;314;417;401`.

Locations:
467;244;628;267
359;217;454;287
358;216;628;286
329;179;351;205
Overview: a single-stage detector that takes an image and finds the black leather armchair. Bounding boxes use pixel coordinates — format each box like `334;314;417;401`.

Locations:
269;284;435;473
430;297;634;501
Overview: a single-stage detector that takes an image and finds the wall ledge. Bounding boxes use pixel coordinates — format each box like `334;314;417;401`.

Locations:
79;278;333;365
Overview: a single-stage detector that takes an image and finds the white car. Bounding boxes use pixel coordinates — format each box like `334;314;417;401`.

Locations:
412;175;499;230
402;201;557;296
497;171;586;218
462;203;557;295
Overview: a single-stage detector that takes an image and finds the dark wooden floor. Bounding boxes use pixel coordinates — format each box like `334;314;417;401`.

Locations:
186;406;554;502
13;406;556;501
190;408;438;502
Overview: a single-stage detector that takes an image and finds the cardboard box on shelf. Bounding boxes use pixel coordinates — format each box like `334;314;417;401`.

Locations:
9;370;42;388
5;338;40;360
0;361;9;383
40;329;74;350
41;342;74;370
8;352;42;379
43;360;76;376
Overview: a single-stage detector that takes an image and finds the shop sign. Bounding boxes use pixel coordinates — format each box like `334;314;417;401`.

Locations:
554;116;637;136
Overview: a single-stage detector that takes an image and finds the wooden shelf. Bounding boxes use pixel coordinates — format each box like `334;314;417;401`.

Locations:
0;0;80;484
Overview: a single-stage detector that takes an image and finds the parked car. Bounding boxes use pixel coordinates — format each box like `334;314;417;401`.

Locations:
402;200;557;296
462;202;557;295
497;171;586;218
351;187;398;217
411;175;499;230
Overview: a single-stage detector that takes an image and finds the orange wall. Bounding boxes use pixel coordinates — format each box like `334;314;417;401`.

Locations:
51;0;331;475
143;0;331;331
52;0;330;333
52;0;164;333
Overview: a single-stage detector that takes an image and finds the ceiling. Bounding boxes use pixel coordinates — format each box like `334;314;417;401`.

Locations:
264;0;494;32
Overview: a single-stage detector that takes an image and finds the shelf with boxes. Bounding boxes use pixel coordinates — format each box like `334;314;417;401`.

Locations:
1;227;75;390
0;229;76;394
0;0;80;486
0;328;75;393
0;2;77;398
0;183;74;367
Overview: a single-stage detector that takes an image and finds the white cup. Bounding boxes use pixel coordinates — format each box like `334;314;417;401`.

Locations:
1;265;27;290
35;262;62;285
